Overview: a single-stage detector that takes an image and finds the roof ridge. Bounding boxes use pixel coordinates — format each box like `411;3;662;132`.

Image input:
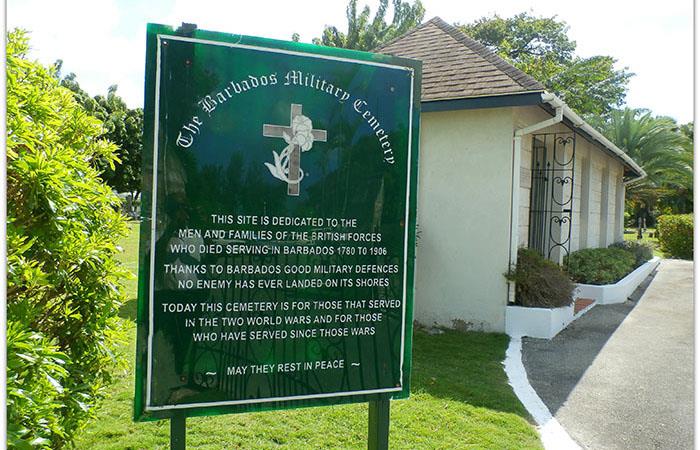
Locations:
428;17;544;91
373;16;442;52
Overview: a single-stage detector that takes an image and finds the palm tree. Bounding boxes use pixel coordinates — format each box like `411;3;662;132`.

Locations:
312;0;425;51
598;108;692;214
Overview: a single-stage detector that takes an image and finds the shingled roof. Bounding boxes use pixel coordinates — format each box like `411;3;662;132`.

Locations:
376;17;545;102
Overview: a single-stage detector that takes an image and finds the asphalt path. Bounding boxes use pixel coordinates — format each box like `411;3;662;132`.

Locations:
522;259;694;449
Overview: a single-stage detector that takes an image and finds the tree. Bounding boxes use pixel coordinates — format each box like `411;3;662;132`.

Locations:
596;108;693;216
60;72;144;212
313;0;425;51
659;122;694;213
460;13;633;118
7;29;128;448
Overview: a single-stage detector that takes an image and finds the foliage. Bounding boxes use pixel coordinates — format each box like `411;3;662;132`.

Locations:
505;248;575;308
657;214;694;259
565;248;636;285
59;69;144;199
596;108;693;214
7;29;128;448
608;241;653;267
313;0;425;51
460;12;632;118
7;322;69;449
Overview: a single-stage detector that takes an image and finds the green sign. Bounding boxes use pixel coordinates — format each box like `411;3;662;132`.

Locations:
134;24;421;421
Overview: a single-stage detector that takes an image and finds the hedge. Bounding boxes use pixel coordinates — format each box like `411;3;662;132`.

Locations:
608;241;653;267
565;248;636;285
505;248;575;308
657;214;693;259
7;30;128;448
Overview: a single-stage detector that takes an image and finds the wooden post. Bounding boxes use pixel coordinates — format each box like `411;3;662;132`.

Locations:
170;412;186;450
368;396;390;450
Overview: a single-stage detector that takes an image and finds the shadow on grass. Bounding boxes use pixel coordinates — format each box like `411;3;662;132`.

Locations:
118;298;138;322
411;328;530;418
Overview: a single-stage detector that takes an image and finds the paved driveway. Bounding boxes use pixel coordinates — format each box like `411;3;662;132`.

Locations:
522;259;694;450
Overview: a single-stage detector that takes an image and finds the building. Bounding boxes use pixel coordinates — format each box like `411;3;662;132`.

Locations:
378;17;645;332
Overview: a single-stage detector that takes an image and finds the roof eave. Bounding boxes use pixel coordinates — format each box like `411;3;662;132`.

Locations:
422;90;645;181
539;92;646;182
421;91;545;112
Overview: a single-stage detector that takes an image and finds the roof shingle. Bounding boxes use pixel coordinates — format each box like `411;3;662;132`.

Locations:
376;17;545;102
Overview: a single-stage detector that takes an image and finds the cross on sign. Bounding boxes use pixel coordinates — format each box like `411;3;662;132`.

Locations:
263;104;327;196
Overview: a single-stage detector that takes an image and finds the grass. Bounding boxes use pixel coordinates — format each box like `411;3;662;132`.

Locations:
75;222;542;449
623;227;664;258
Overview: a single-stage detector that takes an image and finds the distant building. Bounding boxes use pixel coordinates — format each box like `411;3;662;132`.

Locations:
378;17;645;332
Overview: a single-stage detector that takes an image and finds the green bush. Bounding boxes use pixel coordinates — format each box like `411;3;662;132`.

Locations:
505;248;575;308
565;248;636;285
657;214;693;259
608;241;653;267
7;322;69;448
7;30;128;448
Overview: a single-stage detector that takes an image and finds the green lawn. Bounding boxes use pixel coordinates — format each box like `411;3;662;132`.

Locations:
624;227;664;257
76;222;542;449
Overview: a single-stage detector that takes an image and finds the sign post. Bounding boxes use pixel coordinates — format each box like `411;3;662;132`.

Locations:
135;23;421;448
170;411;186;450
368;395;391;450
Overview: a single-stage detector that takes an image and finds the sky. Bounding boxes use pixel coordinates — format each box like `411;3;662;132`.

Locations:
7;0;694;123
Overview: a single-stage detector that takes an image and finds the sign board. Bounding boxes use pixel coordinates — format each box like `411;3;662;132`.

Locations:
134;24;421;420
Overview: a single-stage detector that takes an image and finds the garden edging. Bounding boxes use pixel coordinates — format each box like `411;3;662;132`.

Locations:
575;257;661;305
505;257;660;340
505;303;575;340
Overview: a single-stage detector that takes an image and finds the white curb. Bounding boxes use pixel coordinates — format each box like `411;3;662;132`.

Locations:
504;337;581;450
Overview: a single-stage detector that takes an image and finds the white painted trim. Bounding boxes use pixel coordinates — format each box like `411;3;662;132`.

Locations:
145;35;416;411
145;386;402;411
575;257;661;305
145;34;162;407
505;304;575;340
504;337;581;450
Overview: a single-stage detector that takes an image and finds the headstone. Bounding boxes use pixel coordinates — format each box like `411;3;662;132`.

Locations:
134;24;421;420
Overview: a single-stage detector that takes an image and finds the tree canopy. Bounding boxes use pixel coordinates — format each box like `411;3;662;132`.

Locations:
460;12;633;118
596;108;693;214
313;0;425;51
59;70;143;198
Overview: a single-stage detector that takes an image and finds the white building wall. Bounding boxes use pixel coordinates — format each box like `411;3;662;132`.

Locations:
516;107;576;252
570;150;584;252
588;152;603;247
614;173;626;242
414;108;514;332
414;105;631;333
607;165;623;244
515;106;629;253
518;135;533;247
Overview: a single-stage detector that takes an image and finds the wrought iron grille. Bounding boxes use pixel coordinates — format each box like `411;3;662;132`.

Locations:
528;132;576;262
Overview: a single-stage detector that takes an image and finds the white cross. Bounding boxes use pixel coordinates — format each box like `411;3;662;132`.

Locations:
263;104;327;196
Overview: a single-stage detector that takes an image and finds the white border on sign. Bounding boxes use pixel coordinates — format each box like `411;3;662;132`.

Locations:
145;34;415;411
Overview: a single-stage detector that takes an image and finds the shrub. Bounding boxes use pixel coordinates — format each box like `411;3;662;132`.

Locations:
565;248;636;285
7;322;69;448
7;30;128;448
505;248;575;308
657;214;693;259
608;241;653;267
